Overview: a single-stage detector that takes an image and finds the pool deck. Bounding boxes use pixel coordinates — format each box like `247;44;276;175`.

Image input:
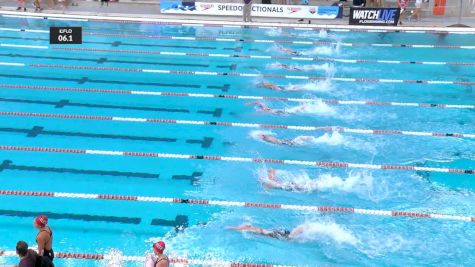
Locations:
0;0;474;30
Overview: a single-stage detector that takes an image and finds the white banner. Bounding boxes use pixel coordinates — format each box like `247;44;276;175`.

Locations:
161;2;340;19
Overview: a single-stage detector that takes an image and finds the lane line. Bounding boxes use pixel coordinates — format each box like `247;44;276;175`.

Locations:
0;145;473;175
1;111;474;139
18;62;475;85
1;84;473;110
0;190;474;223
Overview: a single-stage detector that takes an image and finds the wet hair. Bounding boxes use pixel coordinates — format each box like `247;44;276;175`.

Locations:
16;241;28;257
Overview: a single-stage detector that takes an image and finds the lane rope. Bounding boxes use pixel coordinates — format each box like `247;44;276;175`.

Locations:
0;84;473;110
1;111;474;140
0;250;293;266
0;145;473;175
51;47;475;68
0;189;474;223
13;62;474;86
1;27;473;50
84;32;475;50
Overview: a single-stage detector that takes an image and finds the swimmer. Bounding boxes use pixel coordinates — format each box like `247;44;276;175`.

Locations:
245;101;287;115
34;215;54;262
256;133;313;146
257;81;285;91
278;45;302;56
277;63;302;71
261;168;307;191
258;134;294;145
226;224;306;240
145;241;169;267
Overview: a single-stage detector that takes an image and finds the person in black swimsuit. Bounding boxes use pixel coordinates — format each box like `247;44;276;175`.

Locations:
34;215;54;262
226;224;305;240
153;241;169;267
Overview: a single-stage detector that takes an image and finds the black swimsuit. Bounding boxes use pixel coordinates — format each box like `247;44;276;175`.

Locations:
154;255;169;267
268;230;291;240
36;228;54;261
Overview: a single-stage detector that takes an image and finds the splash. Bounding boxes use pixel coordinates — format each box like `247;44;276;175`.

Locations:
258;168;373;194
101;249;125;267
301;43;340;56
285;79;333;92
293;221;358;246
299;62;336;74
291;132;345;146
284;99;336;116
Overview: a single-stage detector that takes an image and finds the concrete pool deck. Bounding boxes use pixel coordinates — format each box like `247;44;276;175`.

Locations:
0;0;474;29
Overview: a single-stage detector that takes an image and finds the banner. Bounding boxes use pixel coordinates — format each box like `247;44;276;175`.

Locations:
349;8;400;26
161;1;339;19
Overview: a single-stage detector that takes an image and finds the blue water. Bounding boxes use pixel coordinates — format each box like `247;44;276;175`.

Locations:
0;15;474;266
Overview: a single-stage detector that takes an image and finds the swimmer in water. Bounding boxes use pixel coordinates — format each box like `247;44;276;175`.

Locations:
245;101;287;115
277;63;302;71
278;45;302;56
256;133;313;146
257;81;285;91
261;168;307;191
226;224;306;240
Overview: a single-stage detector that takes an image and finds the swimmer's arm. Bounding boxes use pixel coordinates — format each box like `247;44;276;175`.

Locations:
289;225;305;239
37;234;46;255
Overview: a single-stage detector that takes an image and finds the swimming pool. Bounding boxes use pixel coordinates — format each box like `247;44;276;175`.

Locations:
0;13;474;266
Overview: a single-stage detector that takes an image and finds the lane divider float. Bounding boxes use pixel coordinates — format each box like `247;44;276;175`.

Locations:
1;84;473;110
0;250;293;266
0;145;473;175
11;62;473;86
52;47;475;67
1;111;474;140
84;32;475;50
0;190;474;223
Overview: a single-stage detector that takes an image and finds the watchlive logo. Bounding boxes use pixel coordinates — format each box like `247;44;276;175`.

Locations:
287;7;301;14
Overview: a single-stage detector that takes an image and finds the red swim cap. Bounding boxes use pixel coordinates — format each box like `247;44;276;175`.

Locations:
35;215;48;227
153;241;165;253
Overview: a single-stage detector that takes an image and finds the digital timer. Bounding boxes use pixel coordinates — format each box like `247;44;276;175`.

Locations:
50;27;82;44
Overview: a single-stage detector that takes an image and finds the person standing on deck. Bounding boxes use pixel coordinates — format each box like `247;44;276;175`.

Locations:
243;0;253;22
34;215;54;262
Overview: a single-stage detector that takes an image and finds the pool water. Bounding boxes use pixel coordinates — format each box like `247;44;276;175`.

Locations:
0;15;474;266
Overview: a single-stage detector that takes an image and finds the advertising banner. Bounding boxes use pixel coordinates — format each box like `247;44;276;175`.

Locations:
161;1;339;19
349;8;400;26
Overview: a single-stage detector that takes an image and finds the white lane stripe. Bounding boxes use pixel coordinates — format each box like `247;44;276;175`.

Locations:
0;43;47;49
0;62;24;66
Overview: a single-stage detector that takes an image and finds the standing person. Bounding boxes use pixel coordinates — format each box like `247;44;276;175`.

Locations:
145;241;169;267
34;215;54;262
33;0;42;12
101;0;109;7
16;0;26;11
16;241;37;267
243;0;252;22
397;0;409;24
410;0;422;21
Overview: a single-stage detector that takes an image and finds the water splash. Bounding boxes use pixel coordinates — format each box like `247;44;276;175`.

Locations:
301;43;341;56
293;221;359;246
284;99;336;116
102;249;125;267
258;168;374;194
285;79;333;92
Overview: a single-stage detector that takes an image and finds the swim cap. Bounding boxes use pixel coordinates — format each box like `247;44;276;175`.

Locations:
35;215;48;227
153;241;165;254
